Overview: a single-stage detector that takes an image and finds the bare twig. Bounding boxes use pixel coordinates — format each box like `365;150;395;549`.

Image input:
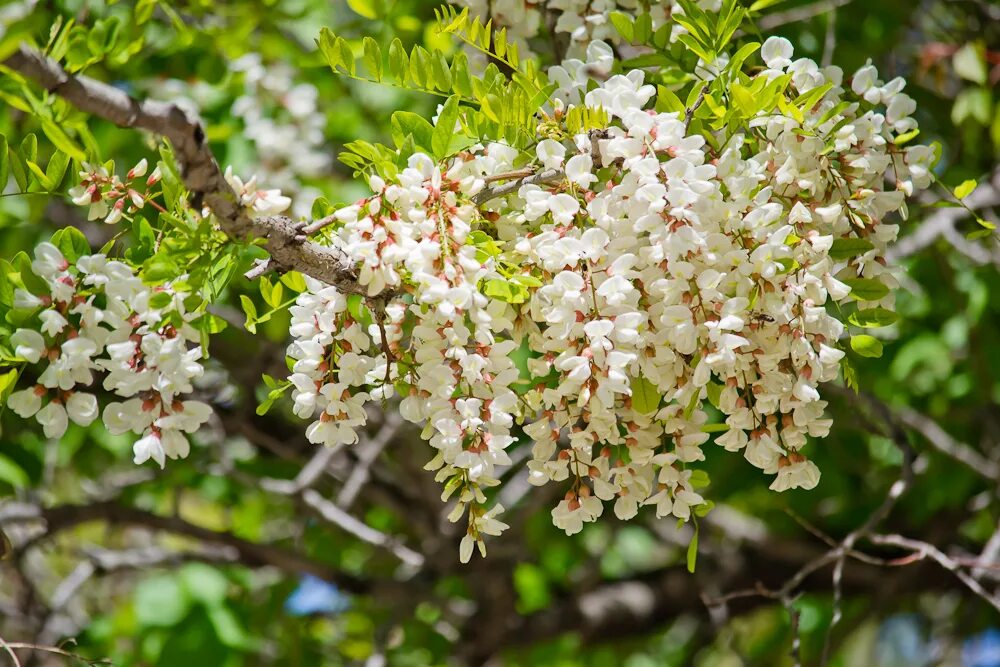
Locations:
2;500;373;593
756;0;856;32
301;489;424;568
869;533;1000;613
888;166;1000;262
337;414;403;509
471;168;565;206
0;641;110;665
684;84;710;131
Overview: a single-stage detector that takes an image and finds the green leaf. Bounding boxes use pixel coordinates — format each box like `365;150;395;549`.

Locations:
952;42;987;85
432;95;462;160
608;12;634;42
954;179;977;199
362;37;382;81
655;85;685;114
848;307;899;328
686;523;699;573
893;128;920;145
843;277;889;301
134;574;191;627
180;563;229;605
850;334;883;358
40;118;87;162
0;452;28;489
630;375;660;415
336;37;355;76
391;111;434;153
388;38;409;84
239;295;258;333
749;0;787;10
346;0;378;19
829;237;875;260
0;135;9;190
52;227;90;263
0;259;14;308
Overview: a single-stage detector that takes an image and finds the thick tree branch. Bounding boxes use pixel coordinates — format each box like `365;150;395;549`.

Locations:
1;500;373;594
3;45;368;294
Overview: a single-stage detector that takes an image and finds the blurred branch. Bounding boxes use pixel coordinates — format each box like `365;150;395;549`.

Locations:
869;533;1000;613
2;501;374;594
756;0;856;32
889;166;1000;262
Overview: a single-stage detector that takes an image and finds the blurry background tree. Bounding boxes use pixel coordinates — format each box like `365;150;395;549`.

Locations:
0;0;998;665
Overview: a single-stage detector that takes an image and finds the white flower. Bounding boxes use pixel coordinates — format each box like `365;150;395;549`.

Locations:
761;37;794;70
134;431;166;468
11;329;45;364
66;392;99;426
36;401;68;439
8;387;43;418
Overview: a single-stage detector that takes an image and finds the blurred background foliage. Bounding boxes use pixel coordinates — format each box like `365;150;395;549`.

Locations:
0;0;999;665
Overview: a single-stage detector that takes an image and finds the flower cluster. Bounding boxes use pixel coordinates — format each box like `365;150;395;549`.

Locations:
455;0;722;58
6;243;212;467
67;159;162;225
280;36;931;558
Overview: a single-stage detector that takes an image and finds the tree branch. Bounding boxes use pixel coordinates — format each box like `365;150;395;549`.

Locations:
3;45;368;294
2;500;373;594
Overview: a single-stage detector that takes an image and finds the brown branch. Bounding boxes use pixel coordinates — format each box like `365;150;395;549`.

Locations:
869;533;1000;613
3;45;369;294
2;500;373;594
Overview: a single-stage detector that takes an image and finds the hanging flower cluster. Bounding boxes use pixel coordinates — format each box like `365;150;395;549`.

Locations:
455;0;722;58
281;35;932;558
6;242;212;467
67;158;162;225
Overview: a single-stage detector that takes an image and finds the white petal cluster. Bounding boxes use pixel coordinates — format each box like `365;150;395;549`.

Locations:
67;159;161;226
5;244;211;467
454;0;722;59
282;39;930;559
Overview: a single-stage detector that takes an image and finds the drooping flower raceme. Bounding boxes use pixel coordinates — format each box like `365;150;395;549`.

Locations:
6;243;212;467
280;36;932;559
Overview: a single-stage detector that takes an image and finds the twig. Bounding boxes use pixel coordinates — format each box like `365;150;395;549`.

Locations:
888;166;1000;262
755;0;856;32
869;533;1000;613
684;84;710;131
301;214;338;236
3;500;373;593
301;489;424;568
471;168;564;206
0;635;21;667
337;414;403;509
821;8;837;68
0;641;110;665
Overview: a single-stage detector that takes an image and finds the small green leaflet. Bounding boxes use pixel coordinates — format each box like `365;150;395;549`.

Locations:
432;95;462;160
850;334;883;358
954;179;977;200
848;307;898;328
687;521;699;573
829;238;875;260
630;375;660;414
842;278;889;301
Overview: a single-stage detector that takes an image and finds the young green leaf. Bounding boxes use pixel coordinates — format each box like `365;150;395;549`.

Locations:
432;95;462;159
362;37;382;82
850;334;883;358
848;307;899;328
842;278;889;301
954;179;977;199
